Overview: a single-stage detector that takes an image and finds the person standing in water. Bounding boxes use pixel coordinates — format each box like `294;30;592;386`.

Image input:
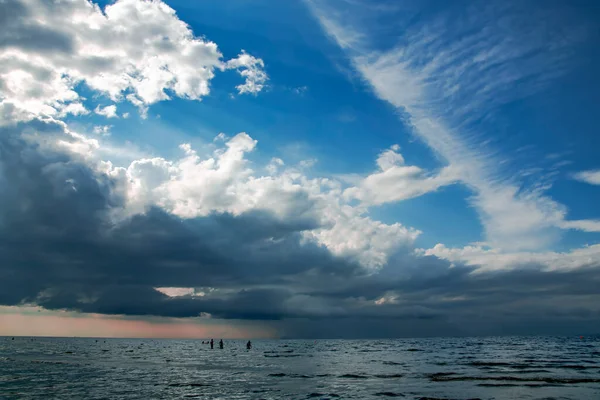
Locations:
219;339;224;349
210;339;214;349
246;341;252;350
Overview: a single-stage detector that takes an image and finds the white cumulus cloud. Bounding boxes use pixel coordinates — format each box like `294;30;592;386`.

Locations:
95;105;118;119
344;145;459;206
118;133;420;269
573;169;600;186
28;124;418;270
225;51;268;95
93;125;112;136
0;0;267;124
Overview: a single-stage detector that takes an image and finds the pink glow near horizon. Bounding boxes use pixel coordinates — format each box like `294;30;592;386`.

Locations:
0;312;277;339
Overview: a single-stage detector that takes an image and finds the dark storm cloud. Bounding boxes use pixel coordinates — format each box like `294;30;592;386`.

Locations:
0;120;363;320
1;120;600;337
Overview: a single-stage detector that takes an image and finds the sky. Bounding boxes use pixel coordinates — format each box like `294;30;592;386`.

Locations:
0;0;599;339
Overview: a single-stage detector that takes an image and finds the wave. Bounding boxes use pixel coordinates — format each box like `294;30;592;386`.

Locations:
339;374;369;379
429;375;600;384
469;361;600;371
267;373;321;379
167;383;211;387
427;372;458;378
374;374;404;379
30;360;68;365
417;397;482;400
264;354;302;358
468;361;512;367
555;364;600;370
476;383;564;388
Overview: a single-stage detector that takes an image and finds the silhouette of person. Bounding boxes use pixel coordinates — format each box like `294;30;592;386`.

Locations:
210;339;214;349
246;340;252;350
219;339;223;349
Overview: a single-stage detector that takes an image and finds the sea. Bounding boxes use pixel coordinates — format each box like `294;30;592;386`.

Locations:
1;336;599;399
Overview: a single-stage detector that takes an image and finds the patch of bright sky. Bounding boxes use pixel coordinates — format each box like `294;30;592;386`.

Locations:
0;306;275;338
368;184;483;249
152;0;444;171
84;0;442;173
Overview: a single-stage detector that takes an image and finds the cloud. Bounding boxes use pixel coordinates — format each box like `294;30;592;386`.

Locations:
266;157;285;174
0;0;267;123
344;144;459;206
558;219;600;233
293;86;309;95
0;120;350;314
307;0;365;50
225;51;268;95
58;102;90;118
2;117;599;337
93;125;112;136
423;243;600;272
1;0;599;338
573;169;600;186
1;115;418;292
94;104;118;119
0;305;276;338
309;0;594;251
124;134;419;269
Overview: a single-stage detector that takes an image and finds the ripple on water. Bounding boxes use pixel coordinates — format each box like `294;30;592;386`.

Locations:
339;374;369;379
2;336;599;399
167;383;211;387
374;374;404;379
264;354;302;358
382;361;403;366
374;391;404;397
429;374;600;384
417;398;482;400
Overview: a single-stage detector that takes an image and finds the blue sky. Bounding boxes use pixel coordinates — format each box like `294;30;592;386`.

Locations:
1;0;600;338
77;0;600;251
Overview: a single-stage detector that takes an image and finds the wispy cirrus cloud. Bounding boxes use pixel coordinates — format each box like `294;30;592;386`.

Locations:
308;0;600;251
423;243;600;273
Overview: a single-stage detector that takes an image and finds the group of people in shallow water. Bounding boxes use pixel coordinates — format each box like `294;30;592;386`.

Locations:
200;339;252;350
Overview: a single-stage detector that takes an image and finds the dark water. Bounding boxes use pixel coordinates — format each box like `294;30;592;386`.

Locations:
1;336;599;399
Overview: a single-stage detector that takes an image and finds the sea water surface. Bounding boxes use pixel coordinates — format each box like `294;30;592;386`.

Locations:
1;336;599;399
